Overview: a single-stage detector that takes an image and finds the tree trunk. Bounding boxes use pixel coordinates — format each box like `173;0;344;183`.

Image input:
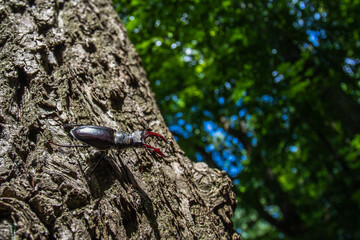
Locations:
0;0;240;239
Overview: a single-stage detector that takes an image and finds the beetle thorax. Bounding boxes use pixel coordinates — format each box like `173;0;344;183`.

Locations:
114;131;131;149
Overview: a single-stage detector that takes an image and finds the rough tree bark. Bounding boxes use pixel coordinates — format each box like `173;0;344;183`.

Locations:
0;0;240;239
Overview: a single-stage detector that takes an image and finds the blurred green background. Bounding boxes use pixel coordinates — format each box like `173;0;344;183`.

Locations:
113;0;360;239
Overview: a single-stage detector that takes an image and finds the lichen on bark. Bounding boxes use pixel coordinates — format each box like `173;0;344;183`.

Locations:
0;0;240;239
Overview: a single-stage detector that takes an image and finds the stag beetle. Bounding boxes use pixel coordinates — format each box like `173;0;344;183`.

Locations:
49;124;170;157
48;124;170;176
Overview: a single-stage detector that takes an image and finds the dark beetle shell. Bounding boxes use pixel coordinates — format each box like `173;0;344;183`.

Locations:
70;125;115;150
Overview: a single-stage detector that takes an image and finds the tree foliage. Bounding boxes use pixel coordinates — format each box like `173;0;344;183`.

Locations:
113;0;360;239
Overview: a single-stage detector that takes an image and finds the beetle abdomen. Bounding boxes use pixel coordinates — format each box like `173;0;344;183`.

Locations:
70;125;115;150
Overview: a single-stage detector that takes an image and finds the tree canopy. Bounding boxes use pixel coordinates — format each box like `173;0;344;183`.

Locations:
113;0;360;239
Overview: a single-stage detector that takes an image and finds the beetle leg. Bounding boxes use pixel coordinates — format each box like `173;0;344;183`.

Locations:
87;152;106;178
48;141;89;148
63;124;85;128
141;132;170;157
